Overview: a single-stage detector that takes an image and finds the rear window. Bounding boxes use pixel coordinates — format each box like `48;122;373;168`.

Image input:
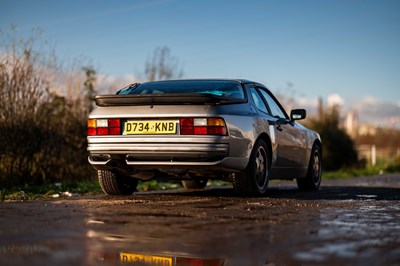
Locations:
118;80;245;100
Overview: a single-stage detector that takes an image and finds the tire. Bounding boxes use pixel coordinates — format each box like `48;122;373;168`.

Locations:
98;170;138;195
297;144;322;191
182;179;208;189
232;139;270;195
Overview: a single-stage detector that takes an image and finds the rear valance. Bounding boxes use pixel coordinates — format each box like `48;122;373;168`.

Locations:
94;93;245;107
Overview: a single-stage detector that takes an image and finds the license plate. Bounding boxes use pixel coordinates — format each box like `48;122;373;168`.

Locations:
123;120;177;135
120;252;173;265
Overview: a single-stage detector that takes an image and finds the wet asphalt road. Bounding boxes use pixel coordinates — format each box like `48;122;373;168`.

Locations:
1;174;400;266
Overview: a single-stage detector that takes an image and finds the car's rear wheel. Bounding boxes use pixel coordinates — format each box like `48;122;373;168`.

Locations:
232;139;269;195
297;144;322;191
98;170;138;195
181;179;208;189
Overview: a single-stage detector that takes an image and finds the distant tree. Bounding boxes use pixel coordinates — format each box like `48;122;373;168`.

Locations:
82;65;97;113
306;106;358;171
144;46;183;81
274;81;297;113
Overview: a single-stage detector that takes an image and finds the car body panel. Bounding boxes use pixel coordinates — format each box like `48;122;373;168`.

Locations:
87;79;321;182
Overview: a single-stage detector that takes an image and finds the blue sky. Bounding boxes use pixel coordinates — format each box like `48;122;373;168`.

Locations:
1;0;400;125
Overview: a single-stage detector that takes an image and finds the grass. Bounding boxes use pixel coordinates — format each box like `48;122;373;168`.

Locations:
323;166;384;180
323;157;400;180
137;180;183;191
0;180;103;202
0;179;184;202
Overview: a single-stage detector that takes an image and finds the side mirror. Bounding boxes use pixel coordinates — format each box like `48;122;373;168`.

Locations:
290;109;306;120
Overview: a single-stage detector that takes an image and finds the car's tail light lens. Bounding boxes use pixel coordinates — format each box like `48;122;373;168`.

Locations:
179;118;193;135
180;117;227;135
87;119;121;136
176;257;225;266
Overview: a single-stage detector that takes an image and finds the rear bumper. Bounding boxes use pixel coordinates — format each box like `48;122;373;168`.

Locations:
88;155;248;172
87;136;248;172
88;143;228;156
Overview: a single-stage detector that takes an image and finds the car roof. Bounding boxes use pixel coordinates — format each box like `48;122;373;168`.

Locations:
136;79;270;93
140;79;257;85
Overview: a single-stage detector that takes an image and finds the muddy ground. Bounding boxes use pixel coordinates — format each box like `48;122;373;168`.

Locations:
1;174;400;266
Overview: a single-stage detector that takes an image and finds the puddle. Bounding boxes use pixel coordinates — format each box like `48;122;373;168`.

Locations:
295;202;400;264
356;194;378;199
2;182;400;266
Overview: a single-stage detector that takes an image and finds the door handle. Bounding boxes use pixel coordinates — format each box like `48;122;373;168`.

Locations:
276;124;283;132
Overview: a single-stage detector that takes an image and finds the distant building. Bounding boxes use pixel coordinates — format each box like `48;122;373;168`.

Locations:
358;124;377;136
344;111;359;137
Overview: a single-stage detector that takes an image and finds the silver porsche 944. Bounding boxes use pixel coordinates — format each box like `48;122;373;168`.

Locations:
87;79;322;196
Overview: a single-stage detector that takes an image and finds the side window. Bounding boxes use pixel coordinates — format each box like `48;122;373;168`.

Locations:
258;89;288;119
250;88;269;114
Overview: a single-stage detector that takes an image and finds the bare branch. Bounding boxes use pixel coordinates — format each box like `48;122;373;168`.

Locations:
144;46;183;81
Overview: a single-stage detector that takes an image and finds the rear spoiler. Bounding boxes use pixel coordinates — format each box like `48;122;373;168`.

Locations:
94;93;245;107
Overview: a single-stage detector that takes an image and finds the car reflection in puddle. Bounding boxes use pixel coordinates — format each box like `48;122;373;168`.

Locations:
85;228;268;266
85;231;274;266
88;246;225;266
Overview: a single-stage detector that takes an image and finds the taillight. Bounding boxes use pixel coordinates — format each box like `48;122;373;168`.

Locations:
87;119;121;136
176;257;225;266
180;117;227;135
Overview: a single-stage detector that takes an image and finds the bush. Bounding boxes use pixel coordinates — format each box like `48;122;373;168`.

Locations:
0;29;95;189
384;156;400;173
306;107;358;171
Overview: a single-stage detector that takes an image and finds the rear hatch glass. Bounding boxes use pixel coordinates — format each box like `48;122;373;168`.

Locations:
118;80;245;100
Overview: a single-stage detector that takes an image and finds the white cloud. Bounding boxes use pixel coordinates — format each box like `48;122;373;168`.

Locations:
327;93;344;108
296;97;319;108
96;73;140;94
293;93;400;127
352;96;400;126
359;96;381;106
